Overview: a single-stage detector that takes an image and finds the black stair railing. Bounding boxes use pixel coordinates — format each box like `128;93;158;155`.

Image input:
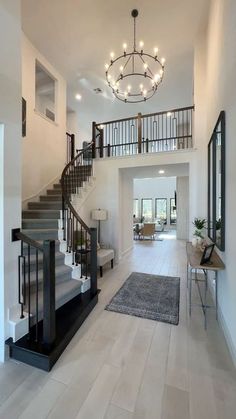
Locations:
61;141;97;296
12;229;56;348
92;105;194;158
66;132;75;163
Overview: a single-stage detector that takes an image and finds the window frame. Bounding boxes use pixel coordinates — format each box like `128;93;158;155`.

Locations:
155;198;167;224
133;199;139;219
170;197;177;225
141;198;153;221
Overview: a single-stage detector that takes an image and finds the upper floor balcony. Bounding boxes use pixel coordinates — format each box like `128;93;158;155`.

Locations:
92;105;194;159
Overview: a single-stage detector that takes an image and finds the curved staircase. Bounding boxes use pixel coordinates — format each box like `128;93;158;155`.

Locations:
6;141;98;371
21;181;82;313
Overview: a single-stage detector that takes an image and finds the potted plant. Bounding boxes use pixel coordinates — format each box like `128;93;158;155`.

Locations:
192;218;206;246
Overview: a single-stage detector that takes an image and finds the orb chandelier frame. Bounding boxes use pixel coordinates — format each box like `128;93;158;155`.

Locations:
105;9;166;103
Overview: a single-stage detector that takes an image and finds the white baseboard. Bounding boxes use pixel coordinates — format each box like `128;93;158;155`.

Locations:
207;275;236;368
121;245;133;258
217;304;236;368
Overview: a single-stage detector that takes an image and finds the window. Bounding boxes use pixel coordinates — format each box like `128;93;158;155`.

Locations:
141;199;152;221
133;199;139;219
35;61;57;122
170;198;177;224
155;198;167;224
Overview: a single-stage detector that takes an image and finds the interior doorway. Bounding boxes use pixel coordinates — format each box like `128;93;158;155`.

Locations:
133;176;177;241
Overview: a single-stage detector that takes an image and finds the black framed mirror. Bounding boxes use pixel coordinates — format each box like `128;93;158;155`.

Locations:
208;111;225;251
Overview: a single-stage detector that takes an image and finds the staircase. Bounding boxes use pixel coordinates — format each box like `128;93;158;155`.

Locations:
21;181;82;314
6;140;98;371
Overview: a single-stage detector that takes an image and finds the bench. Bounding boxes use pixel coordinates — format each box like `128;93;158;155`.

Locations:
97;248;114;277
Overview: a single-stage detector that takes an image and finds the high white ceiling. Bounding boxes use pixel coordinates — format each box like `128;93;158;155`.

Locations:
21;0;209;136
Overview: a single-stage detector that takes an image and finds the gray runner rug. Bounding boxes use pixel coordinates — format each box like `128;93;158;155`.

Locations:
105;272;180;325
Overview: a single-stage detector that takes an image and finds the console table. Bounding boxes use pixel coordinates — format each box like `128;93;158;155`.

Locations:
186;242;225;328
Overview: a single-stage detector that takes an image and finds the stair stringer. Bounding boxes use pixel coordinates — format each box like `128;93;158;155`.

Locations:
57;176;96;293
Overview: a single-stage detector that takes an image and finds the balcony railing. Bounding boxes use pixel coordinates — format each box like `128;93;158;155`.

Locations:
92;105;194;158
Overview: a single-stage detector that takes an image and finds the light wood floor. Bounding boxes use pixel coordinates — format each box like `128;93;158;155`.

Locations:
0;237;236;419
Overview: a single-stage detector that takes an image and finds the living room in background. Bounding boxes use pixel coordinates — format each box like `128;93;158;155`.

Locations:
170;197;177;225
133;199;139;220
155;198;167;225
141;198;153;222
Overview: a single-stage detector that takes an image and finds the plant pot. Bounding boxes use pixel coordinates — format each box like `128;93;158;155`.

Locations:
192;237;198;247
197;237;203;246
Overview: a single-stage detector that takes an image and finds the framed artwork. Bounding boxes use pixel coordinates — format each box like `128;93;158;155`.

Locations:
22;97;26;137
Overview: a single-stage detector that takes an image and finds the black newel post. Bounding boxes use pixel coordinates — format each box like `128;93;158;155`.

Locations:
43;240;56;348
92;121;96;158
90;228;97;297
138;112;142;153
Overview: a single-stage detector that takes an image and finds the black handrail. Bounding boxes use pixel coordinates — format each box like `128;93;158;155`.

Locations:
66;132;75;163
12;228;56;348
15;230;43;251
93;105;194;158
97;105;194;126
61;141;93;233
60;140;97;294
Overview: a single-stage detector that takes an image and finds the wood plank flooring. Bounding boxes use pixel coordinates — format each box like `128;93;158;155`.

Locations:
0;235;236;419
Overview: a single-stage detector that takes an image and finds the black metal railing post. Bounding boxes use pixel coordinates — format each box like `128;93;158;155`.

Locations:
99;129;104;158
43;240;56;348
92;122;96;158
90;228;97;297
71;134;75;161
137;112;142;153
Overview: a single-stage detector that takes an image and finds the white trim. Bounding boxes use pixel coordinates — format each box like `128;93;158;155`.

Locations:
22;173;61;209
34;109;58;126
94;148;197;162
121;245;134;258
217;304;236;368
207;274;236;368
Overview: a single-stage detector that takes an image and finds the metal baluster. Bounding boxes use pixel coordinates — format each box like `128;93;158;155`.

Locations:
80;224;83;278
27;244;31;339
85;230;88;279
18;241;24;319
72;215;75;265
35;249;39;342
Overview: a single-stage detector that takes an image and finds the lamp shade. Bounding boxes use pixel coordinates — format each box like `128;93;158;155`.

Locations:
91;209;108;221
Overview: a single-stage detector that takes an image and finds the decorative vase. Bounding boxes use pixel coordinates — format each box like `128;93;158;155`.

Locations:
192;237;198;247
197;237;203;246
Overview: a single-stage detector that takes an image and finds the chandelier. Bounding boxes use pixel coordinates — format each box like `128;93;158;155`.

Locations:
105;9;166;103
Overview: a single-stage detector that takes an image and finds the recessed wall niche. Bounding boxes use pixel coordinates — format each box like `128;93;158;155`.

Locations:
35;61;57;122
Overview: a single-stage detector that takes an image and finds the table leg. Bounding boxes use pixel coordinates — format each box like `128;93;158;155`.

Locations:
215;271;218;321
204;270;208;330
189;268;192;316
186;262;189;288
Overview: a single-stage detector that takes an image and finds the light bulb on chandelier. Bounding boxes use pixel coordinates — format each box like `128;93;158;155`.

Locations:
105;9;166;103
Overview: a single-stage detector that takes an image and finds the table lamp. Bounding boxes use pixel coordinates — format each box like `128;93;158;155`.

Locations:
91;209;108;242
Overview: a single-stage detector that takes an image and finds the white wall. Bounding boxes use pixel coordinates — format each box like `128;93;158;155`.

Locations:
133;177;176;227
193;0;236;364
0;0;22;362
22;34;67;201
120;171;134;257
176;176;189;239
80;151;195;261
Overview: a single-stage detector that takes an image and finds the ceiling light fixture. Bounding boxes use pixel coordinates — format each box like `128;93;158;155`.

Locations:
105;9;165;103
158;170;165;174
75;93;82;101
